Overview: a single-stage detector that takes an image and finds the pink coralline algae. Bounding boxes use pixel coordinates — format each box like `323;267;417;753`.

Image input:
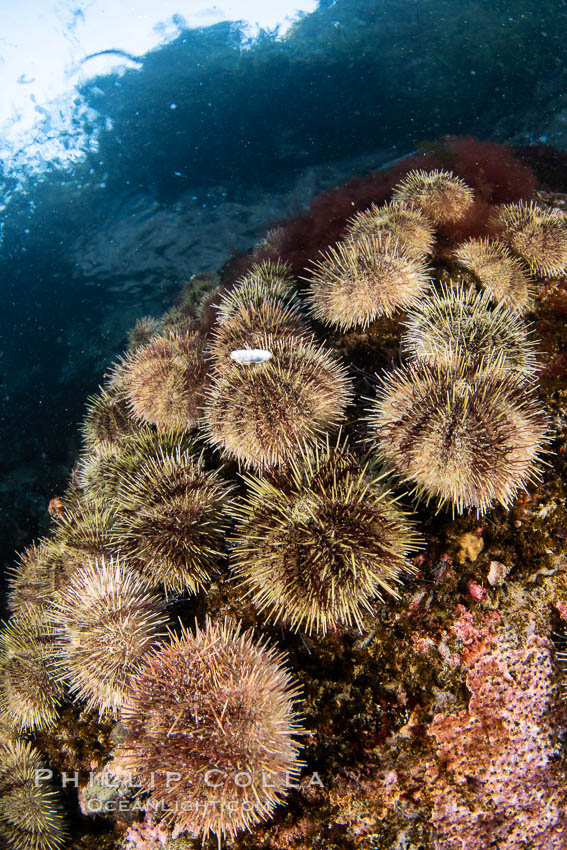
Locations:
427;634;567;849
466;580;487;602
121;816;170;850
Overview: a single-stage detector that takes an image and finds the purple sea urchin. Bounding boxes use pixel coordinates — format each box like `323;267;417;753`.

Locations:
111;447;232;594
391;169;475;225
202;333;353;469
0;606;63;732
229;438;420;634
0;740;66;850
113;331;207;431
304;233;431;331
453;237;534;314
401;283;538;379
48;556;168;714
345;200;436;257
116;618;303;841
494;201;567;278
366;356;549;514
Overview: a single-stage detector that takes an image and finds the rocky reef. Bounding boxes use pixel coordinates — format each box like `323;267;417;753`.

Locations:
2;136;567;850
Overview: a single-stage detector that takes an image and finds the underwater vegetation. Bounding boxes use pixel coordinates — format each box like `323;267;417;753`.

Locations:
2;135;567;849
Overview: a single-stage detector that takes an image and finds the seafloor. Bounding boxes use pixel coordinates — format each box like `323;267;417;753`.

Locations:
3;136;567;850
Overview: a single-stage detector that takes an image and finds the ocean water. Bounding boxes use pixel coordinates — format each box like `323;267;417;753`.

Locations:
1;1;567;846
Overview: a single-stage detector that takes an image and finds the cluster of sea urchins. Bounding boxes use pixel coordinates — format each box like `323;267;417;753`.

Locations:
302;168;552;514
358;176;553;514
1;164;564;846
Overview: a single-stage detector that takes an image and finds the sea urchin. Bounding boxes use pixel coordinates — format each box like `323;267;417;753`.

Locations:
111;446;233;595
203;333;353;469
229;438;420;633
113;331;207;431
366;355;549;514
116;618;303;841
453;237;534;314
345;200;435;257
0;606;64;732
48;556;168;715
305;233;431;331
401;282;538;379
391;169;475;225
0;740;66;850
494;201;567;278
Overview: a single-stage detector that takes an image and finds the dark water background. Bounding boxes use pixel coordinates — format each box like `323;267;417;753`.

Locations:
1;0;567;590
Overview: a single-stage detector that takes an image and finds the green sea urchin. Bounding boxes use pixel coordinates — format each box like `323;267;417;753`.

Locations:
0;606;63;732
8;520;115;614
202;333;353;469
48;556;168;714
116;618;303;841
217;260;299;323
7;543;56;614
81;385;137;451
0;740;66;850
391;169;475;225
401;283;538;379
127;316;161;351
208;297;309;362
75;441;127;504
159;304;196;336
345;200;436;257
229;438;420;633
494;201;567;278
304;233;431;331
453;237;534;314
113;331;207;431
111;446;232;594
76;425;197;506
51;502;116;558
251;225;287;258
366;355;549;514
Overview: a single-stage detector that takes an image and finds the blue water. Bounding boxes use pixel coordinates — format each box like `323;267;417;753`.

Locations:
1;0;567;573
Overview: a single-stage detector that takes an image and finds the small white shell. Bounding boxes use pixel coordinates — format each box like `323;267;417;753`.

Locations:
230;349;273;365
